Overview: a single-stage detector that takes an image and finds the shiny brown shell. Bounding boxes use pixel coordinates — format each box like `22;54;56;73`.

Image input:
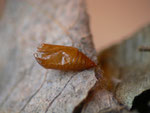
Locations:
34;43;96;71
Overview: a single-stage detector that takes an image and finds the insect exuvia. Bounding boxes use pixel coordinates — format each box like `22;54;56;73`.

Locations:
34;43;97;71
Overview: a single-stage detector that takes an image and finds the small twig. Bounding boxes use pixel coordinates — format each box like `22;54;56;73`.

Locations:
139;46;150;52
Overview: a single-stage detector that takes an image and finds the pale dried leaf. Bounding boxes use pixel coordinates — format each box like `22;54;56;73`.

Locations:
0;0;97;113
99;24;150;110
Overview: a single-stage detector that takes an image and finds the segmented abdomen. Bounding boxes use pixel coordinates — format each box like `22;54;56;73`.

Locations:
34;43;96;71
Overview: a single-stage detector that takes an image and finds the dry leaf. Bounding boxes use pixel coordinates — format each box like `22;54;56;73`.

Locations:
0;0;97;113
99;24;150;112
